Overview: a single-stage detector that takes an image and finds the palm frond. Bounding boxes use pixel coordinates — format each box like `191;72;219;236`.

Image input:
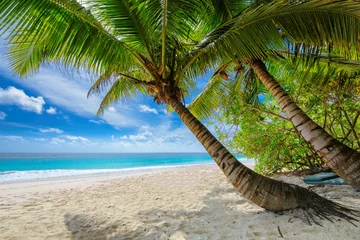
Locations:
161;0;168;75
188;68;229;119
207;0;270;22
136;0;207;57
88;68;151;97
87;71;114;98
235;67;266;107
189;62;268;120
96;77;147;115
178;74;197;97
175;47;222;86
191;0;360;65
267;53;360;93
84;0;155;58
0;0;138;76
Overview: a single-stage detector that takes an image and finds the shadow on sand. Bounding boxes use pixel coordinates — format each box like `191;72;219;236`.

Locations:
63;185;276;240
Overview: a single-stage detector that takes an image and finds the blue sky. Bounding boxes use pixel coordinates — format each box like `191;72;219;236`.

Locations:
0;41;214;153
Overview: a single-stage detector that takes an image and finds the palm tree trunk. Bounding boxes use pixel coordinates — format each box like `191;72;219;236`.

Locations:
167;97;358;223
248;58;360;190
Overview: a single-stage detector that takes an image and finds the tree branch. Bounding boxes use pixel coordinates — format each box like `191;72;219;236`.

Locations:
246;105;290;122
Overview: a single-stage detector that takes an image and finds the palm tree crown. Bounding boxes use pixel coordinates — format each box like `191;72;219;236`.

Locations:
2;0;359;113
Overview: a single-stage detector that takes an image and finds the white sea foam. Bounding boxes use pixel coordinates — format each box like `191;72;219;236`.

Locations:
0;157;254;183
0;163;216;183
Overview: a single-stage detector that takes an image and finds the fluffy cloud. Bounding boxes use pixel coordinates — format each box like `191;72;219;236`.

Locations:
107;107;117;113
120;134;146;140
89;119;105;124
51;138;66;145
0;111;6;120
119;125;153;141
0;122;205;152
0;50;147;129
139;105;158;114
39;128;64;134
106;123;204;152
0;86;45;114
7;70;141;128
48;136;90;146
65;135;89;142
1;135;24;141
46;107;57;114
34;138;46;141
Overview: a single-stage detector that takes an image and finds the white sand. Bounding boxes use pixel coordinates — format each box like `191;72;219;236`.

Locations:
0;165;359;240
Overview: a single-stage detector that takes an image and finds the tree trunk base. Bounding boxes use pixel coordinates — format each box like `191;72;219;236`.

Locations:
291;190;359;226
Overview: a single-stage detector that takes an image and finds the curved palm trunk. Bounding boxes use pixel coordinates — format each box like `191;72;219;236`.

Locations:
248;58;360;190
167;98;358;223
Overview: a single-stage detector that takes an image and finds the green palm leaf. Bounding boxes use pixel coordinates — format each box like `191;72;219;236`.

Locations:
188;0;360;73
189;62;272;120
188;73;227;119
1;0;138;76
267;54;360;97
2;0;360;116
84;0;155;57
97;77;147;115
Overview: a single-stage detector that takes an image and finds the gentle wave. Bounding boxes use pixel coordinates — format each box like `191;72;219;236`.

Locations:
0;156;254;183
0;163;216;183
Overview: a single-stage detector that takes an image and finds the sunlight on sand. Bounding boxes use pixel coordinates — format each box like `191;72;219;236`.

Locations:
0;165;359;240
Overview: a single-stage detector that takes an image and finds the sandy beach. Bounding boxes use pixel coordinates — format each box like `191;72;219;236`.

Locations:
0;164;359;240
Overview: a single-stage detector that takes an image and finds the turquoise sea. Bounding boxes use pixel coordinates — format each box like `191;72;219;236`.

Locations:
0;153;250;182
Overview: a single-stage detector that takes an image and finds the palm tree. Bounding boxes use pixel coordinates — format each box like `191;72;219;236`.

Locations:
200;55;359;173
249;58;360;188
1;0;358;223
189;0;360;190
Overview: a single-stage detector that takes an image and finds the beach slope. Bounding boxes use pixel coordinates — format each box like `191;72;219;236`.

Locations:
0;165;359;240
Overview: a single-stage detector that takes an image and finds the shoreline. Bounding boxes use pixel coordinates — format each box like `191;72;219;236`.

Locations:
0;160;255;184
0;164;359;239
0;162;216;185
0;163;211;197
0;163;255;197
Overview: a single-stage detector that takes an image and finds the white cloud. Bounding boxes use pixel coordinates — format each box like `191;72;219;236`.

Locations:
105;124;203;152
128;134;147;140
5;70;141;128
1;135;24;141
51;138;66;145
139;105;158;114
46;107;57;114
65;135;89;142
89;119;105;124
34;138;46;141
138;125;153;137
104;123;205;152
58;115;70;122
0;111;6;120
39;128;64;134
0;86;45;114
120;125;153;141
108;107;117;113
49;136;90;146
0;122;206;152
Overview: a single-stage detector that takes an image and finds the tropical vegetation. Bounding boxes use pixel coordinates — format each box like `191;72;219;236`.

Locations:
210;56;360;174
188;1;360;189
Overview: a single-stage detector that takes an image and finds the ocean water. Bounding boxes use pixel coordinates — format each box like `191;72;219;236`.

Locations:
0;153;250;183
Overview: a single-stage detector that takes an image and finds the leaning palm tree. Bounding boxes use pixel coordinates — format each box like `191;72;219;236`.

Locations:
194;54;359;173
189;0;360;190
1;0;359;223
